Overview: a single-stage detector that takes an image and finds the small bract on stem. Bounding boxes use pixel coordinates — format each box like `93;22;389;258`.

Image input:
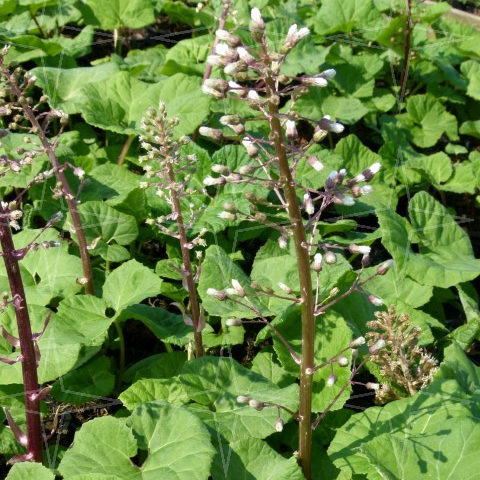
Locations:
139;102;205;357
199;8;389;479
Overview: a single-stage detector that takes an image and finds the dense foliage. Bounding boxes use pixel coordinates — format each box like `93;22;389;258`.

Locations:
0;0;479;479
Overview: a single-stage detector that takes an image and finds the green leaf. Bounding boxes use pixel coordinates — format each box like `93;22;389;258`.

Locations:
54;295;112;346
124;45;167;81
405;151;453;184
399;94;458;148
461;60;480;100
117;304;202;346
129;402;215;480
293;87;369;124
362;265;433;308
322;95;370;124
66;201;138;259
51;356;115;404
77;0;155;29
460;120;480;139
103;260;163;312
0;229;82;304
335;135;393;184
250;351;296;388
328;383;476;480
435;342;479;394
199;245;271;318
59;404;215;479
409;190;473;254
119;377;188;409
267;308;353;412
0;295;112;384
124;351;187;382
160;36;211;76
58;416;139;478
79;72;210;136
31;62;121;114
180;356;298;441
250;238;351;314
448;283;480;349
0;134;46;189
34;295;112;383
202;317;245;348
212;438;304;480
6;463;54;480
378;192;480;288
439;162;477;194
311;0;383;35
359;416;480;480
88;163;142;206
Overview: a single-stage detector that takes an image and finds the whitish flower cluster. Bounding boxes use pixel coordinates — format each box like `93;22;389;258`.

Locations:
201;7;340;143
139;102;196;195
198;7;385;223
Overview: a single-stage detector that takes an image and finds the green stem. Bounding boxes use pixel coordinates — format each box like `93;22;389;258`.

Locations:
265;76;315;480
117;134;134;165
114;319;125;390
30;12;46;38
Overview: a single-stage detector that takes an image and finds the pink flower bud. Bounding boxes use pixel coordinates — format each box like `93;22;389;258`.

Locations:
313;253;322;272
337;355;349;367
327;374;337;387
307;155;324;171
349;244;371;255
350;336;366;348
275;417;284;432
324;251;337;264
368;294;383;306
285;119;298;139
376;259;394;275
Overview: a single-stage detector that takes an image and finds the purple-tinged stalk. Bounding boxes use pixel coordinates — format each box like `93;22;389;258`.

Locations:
0;49;94;294
399;0;413;103
0;205;42;463
140;104;205;357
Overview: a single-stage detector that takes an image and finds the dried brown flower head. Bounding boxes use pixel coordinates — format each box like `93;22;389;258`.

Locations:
366;306;437;404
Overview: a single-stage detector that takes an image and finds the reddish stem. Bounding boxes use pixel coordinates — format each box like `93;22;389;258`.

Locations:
166;164;204;357
0;210;42;463
7;79;94;295
399;0;412;103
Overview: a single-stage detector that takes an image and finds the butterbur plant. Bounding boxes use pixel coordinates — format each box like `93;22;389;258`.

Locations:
0;46;93;294
139;104;205;357
366;306;438;404
200;9;393;478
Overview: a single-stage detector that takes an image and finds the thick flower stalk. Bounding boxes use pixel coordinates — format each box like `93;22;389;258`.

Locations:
200;9;387;479
0;207;62;463
139;104;205;357
0;47;94;294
